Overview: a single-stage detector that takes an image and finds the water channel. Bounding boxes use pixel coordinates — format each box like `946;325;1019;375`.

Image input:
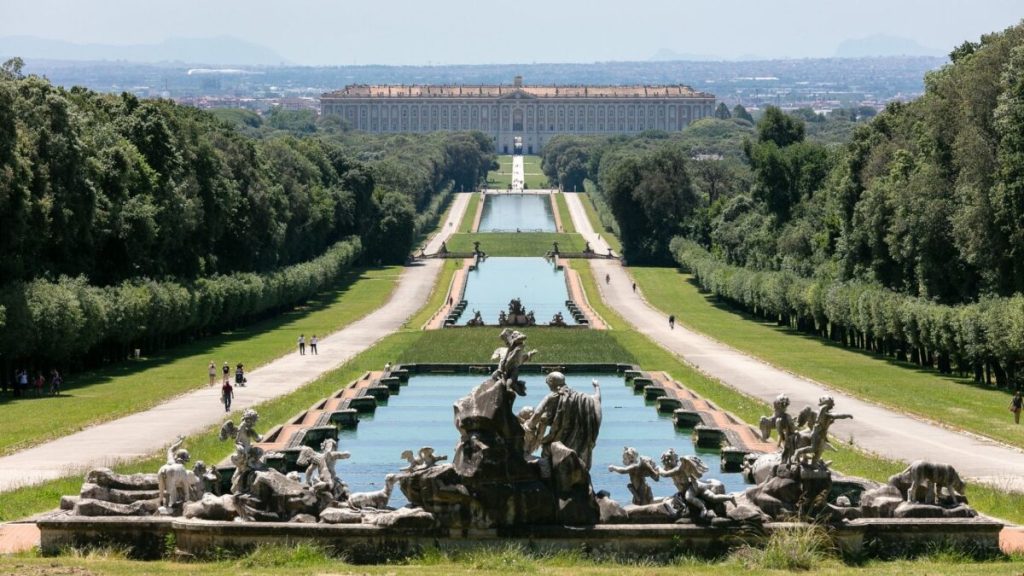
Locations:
459;257;575;325
335;372;747;507
477;193;556;232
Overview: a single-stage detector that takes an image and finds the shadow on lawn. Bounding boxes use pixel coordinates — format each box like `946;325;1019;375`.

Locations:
0;267;385;408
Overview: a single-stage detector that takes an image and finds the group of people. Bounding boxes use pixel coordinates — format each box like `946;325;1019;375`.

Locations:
6;368;62;397
208;361;247;413
297;334;319;356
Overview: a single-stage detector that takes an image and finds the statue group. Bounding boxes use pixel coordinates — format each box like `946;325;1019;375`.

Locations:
61;331;977;530
497;298;536;327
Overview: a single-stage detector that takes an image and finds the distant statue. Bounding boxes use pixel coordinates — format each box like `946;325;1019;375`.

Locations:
583;241;592;254
439;241;448;254
526;373;602;470
525;311;536;326
608;446;659;505
473;241;481;254
549;311;567;327
400;446;449;472
497;310;508;325
467;310;485;326
552;241;560;254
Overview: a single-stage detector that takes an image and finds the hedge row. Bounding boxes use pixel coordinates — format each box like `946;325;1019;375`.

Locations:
671;238;1024;387
0;237;362;366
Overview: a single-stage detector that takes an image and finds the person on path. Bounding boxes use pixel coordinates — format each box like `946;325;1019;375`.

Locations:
235;363;246;387
16;369;28;397
34;372;45;396
605;273;610;285
669;314;676;330
298;334;306;356
208;361;216;386
310;334;318;355
49;368;62;396
1011;390;1023;424
222;362;230;385
221;380;234;412
632;282;637;293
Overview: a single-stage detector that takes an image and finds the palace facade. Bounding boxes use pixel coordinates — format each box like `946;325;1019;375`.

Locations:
320;76;715;154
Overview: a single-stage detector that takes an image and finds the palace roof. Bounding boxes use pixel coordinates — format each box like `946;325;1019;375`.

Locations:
322;83;712;100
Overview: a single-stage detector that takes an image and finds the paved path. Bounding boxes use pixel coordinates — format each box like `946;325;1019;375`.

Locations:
0;195;471;493
563;193;1024;491
511;154;524;190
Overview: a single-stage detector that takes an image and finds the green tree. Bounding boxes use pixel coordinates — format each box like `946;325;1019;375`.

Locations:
714;102;732;119
756;106;806;147
732;104;754;123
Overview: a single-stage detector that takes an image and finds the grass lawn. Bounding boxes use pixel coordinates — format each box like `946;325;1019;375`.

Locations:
2;549;1021;575
630;266;1024;453
458;192;481;233
0;267;400;457
554;193;576;234
406;259;461;329
578;192;622;253
486;155;550;189
446;232;586;256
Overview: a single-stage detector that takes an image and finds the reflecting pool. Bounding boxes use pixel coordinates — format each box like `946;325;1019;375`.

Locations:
460;257;574;325
335;372;747;507
478;194;556;232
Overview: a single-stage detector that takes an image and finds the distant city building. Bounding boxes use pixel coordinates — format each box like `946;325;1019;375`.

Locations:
320;75;716;153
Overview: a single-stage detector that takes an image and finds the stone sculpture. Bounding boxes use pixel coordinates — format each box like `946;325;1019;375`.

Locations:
498;298;537;326
157;436;194;513
296;438;350;496
549;311;567;327
400;447;449;472
347;474;399;509
466;310;485;326
526;373;601;470
220;408;265;495
657;449;735;522
792;396;851;466
607;446;659;505
888;461;966;505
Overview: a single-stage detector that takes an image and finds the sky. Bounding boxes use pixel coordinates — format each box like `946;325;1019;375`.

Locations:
2;0;1022;65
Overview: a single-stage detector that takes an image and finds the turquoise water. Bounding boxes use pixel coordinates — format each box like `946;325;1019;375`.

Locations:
334;372;748;507
478;194;556;232
460;257;575;326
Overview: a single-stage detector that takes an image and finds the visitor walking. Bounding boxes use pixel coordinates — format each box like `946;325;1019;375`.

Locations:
668;314;675;330
235;363;246;387
298;334;306;355
632;282;636;293
16;368;28;397
222;361;230;385
310;334;318;355
208;361;216;387
605;273;610;285
49;368;62;396
221;380;234;412
34;371;45;396
1011;390;1023;424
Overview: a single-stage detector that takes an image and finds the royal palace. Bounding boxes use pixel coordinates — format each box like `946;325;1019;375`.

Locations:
320;76;716;154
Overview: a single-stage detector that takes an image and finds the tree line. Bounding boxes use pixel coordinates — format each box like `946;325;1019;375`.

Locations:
0;60;494;374
540;23;1024;385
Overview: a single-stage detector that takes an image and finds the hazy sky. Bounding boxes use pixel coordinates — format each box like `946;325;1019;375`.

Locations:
2;0;1021;65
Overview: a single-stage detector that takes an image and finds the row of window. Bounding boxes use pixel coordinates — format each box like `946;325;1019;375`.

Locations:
327;102;712;133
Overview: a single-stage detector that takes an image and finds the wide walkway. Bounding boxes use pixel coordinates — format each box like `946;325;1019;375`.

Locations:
0;194;471;493
563;193;1024;491
511;154;524;190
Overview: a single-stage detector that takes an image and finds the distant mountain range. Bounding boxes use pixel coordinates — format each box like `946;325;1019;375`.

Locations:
0;35;288;66
834;35;944;58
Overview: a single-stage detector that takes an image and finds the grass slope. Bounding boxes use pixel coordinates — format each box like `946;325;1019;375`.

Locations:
458;192;481;233
446;232;586;256
555;193;576;234
630;266;1024;453
0;267;400;456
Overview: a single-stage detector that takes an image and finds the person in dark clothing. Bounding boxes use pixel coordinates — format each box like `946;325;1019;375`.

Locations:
669;314;675;330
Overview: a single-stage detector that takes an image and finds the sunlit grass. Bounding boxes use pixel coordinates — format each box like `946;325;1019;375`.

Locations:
446;232;586;256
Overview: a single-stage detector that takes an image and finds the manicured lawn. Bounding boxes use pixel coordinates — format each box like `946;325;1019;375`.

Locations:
578;191;623;253
406;259;461;330
629;266;1024;453
446;232;587;256
554;193;576;234
400;327;635;365
458;192;481;233
0;267;401;456
486;155;550;189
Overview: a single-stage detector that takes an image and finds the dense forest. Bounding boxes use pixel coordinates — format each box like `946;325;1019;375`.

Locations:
543;23;1024;386
0;60;494;374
